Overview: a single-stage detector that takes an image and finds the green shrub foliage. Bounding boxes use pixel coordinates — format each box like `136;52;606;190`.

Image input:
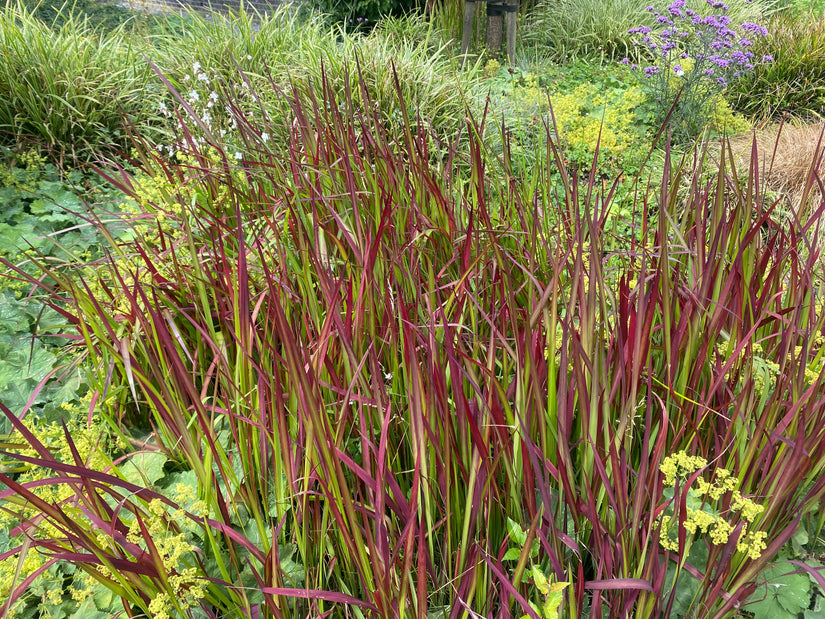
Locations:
304;0;422;28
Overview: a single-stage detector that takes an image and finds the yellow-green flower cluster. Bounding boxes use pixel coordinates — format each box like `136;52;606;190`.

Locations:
681;508;716;535
0;149;48;193
659;450;707;486
0;545;45;600
484;58;501;78
548;84;646;168
709;518;734;545
118;167;185;243
93;150;239;319
695;467;738;501
0;272;31;297
125;499;206;618
171;482;209;524
0;391;137;594
0;394;121;611
737;530;768;560
795;343;825;386
751;344;780;397
0;397;115;529
0;390;210;617
657;515;679;552
709;97;752;137
148;567;207;619
713;333;825;397
657;452;767;560
731;490;764;522
87;167;189;317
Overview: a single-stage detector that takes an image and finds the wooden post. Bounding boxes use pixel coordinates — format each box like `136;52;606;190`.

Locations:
486;2;504;56
461;0;516;66
460;0;475;65
505;1;517;65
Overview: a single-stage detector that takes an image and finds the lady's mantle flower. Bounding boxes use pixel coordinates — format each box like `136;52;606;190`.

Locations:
658;452;768;559
659;450;707;485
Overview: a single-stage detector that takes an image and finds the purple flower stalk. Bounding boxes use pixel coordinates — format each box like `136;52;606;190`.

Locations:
741;22;768;36
624;0;772;139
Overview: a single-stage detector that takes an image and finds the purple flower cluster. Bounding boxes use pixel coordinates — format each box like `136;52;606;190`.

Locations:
627;0;771;85
624;0;772;140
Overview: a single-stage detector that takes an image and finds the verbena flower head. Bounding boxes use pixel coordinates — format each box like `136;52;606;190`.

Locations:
741;21;768;36
668;0;686;16
624;0;771;141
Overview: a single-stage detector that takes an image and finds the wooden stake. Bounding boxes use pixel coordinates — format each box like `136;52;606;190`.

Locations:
505;5;517;65
486;2;503;55
460;0;475;65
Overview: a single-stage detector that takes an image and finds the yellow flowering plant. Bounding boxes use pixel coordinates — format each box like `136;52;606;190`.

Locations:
0;407;214;619
657;451;767;560
485;66;649;177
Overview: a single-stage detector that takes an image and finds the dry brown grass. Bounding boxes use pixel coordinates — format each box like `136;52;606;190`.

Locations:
722;122;825;211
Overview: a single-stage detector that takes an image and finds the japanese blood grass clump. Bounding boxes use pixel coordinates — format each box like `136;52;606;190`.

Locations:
3;63;825;618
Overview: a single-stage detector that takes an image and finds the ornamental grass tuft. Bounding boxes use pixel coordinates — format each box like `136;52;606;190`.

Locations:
727;12;825;119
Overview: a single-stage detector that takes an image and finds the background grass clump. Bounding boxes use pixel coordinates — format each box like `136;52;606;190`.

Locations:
0;2;163;160
301;0;420;28
0;1;476;164
521;0;773;61
727;12;825;120
18;0;151;32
